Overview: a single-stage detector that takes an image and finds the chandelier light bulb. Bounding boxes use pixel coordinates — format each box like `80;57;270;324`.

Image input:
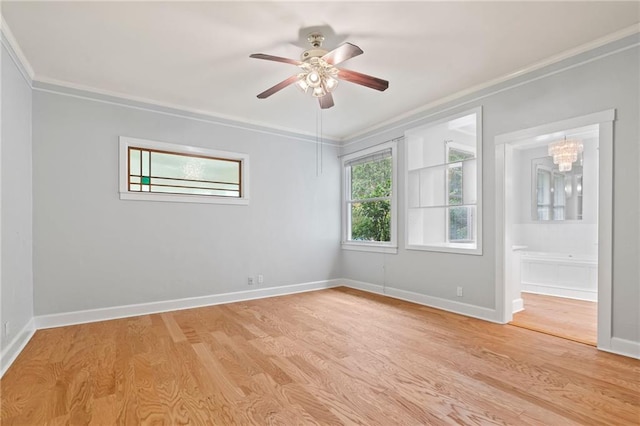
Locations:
306;70;321;87
297;57;339;99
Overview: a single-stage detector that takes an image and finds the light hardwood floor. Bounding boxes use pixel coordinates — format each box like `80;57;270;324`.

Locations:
2;288;638;425
511;292;597;346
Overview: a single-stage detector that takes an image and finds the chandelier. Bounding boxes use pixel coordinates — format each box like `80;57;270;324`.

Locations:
296;57;339;98
548;138;583;172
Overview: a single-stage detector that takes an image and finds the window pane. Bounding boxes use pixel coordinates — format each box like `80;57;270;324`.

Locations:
449;206;475;242
448;164;463;205
129;149;141;176
151;152;239;184
350;200;391;242
448;147;475;162
537;170;551;205
350;157;392;200
128;148;241;198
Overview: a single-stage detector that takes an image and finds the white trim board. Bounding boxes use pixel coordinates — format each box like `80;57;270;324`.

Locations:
341;279;501;323
35;279;341;330
494;110;617;356
343;25;639;144
0;16;35;82
604;337;640;360
0;318;36;378
3;278;638;378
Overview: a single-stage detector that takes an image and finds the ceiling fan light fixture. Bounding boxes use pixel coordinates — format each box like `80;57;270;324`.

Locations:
250;32;389;109
312;85;326;98
306;70;322;88
296;74;309;93
325;76;338;92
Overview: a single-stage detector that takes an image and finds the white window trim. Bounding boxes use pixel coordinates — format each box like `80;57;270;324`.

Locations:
404;106;483;255
341;141;398;254
119;136;250;205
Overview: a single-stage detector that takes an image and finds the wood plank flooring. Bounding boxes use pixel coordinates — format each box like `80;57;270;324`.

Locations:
2;287;638;425
511;292;597;346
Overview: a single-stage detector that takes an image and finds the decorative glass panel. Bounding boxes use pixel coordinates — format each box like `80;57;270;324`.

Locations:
128;147;241;198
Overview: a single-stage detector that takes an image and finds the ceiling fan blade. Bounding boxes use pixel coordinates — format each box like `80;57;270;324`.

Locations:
322;42;363;66
256;75;300;99
250;53;303;66
318;93;335;109
337;68;389;92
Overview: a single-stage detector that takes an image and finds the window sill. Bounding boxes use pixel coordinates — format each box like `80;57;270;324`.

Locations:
342;242;398;254
405;243;482;255
120;192;249;205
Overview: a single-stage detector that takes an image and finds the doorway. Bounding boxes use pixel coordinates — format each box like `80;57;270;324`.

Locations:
494;110;615;351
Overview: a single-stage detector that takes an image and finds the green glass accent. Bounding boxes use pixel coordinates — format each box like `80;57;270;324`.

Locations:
141;176;150;185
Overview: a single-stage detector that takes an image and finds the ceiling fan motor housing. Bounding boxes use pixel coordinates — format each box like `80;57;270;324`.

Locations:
301;48;328;62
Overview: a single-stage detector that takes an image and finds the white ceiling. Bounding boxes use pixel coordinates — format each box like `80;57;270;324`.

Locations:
3;1;639;141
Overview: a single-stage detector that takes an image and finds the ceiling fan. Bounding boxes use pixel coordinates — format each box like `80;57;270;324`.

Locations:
250;33;389;109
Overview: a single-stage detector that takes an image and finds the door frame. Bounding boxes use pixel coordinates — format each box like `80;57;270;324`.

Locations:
494;109;615;351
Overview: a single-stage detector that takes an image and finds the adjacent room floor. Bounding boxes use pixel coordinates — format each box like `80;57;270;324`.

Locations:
510;292;597;346
2;288;635;424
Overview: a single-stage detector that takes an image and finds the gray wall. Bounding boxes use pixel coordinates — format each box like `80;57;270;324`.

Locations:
32;92;341;315
1;43;33;350
341;37;639;343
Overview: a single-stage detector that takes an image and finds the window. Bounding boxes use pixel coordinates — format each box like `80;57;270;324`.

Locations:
530;152;585;222
447;146;475;243
342;141;397;253
534;167;568;221
405;108;482;254
119;137;249;205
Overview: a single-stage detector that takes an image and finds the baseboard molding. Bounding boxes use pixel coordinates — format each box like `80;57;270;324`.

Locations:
1;318;36;378
36;279;341;330
6;278;637;379
600;337;640;360
512;298;524;314
341;279;385;295
342;279;500;323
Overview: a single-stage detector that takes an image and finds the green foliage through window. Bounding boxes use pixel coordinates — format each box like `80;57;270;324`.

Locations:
349;156;392;242
447;148;474;241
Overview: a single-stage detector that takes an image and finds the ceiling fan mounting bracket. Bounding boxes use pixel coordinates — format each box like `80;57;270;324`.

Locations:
307;32;325;48
301;33;328;62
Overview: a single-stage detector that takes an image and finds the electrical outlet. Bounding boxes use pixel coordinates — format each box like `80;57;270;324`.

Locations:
248;277;254;285
258;274;264;284
456;287;463;297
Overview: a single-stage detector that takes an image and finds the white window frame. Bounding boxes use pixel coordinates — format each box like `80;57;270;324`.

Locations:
119;136;250;205
404;107;482;255
341;141;398;254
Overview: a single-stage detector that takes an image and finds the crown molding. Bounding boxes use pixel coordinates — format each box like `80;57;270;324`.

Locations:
343;23;640;144
0;15;35;82
33;77;342;146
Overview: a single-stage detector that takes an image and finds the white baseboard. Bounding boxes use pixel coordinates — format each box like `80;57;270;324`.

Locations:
341;279;385;295
1;318;36;378
342;279;500;323
36;279;341;330
600;337;640;360
5;278;637;380
512;298;524;313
